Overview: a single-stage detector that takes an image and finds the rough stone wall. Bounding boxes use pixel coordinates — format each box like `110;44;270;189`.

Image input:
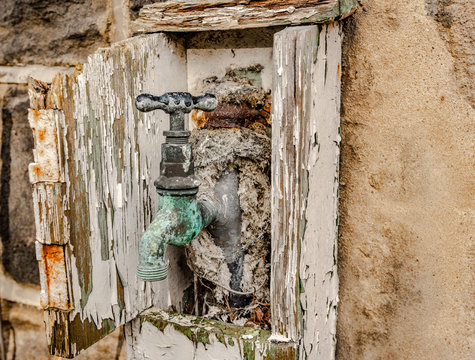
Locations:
0;0;113;66
0;85;36;285
0;0;121;291
337;0;474;359
0;1;130;358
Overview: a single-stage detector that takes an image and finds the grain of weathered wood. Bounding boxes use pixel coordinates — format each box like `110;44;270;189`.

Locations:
29;33;192;357
297;23;341;360
131;0;356;33
271;25;312;343
32;183;69;245
44;310;116;358
27;77;49;110
271;24;341;359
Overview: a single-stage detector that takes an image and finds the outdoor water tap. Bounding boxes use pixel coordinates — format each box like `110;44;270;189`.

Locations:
135;92;218;281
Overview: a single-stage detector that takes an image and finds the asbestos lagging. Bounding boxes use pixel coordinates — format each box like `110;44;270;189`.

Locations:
187;128;271;309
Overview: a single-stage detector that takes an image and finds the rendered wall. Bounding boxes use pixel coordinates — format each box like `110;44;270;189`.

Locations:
337;0;473;359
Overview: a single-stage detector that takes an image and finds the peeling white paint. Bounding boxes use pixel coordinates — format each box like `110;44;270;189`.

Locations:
297;23;341;360
271;24;341;359
29;34;194;354
126;310;280;360
63;34;189;328
28;109;62;183
131;0;350;33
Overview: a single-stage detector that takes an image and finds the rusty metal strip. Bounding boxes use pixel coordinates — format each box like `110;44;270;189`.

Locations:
28;109;64;183
36;242;71;310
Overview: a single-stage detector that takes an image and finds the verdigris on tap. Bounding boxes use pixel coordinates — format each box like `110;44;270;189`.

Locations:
135;92;219;281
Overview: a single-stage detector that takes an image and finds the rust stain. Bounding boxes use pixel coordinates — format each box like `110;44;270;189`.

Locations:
33;165;43;177
33;109;40;118
192;103;270;129
337;63;340;77
41;244;69;309
38;128;47;141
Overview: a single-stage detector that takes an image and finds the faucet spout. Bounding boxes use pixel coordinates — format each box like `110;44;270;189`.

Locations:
137;194;217;281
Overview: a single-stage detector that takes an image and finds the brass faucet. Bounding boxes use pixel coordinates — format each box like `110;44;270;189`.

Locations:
135;92;218;281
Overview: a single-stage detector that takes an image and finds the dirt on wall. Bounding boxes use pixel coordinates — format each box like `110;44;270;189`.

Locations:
337;0;474;359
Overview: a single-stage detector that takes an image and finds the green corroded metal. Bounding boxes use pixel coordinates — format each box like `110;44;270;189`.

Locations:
135;92;218;282
137;193;213;281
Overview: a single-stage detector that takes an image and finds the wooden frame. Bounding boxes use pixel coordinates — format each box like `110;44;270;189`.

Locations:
29;1;348;358
126;24;342;359
29;34;192;357
132;0;355;33
271;24;341;358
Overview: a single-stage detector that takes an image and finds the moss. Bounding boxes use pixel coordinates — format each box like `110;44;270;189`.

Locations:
338;0;357;16
146;317;168;333
196;328;211;345
216;333;226;344
265;346;276;359
173;323;196;343
242;341;255;360
141;310;288;355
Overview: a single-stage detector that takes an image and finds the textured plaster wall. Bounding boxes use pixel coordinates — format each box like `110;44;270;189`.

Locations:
337;0;474;359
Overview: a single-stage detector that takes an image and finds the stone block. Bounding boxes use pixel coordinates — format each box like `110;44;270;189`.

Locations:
0;0;112;66
0;84;38;285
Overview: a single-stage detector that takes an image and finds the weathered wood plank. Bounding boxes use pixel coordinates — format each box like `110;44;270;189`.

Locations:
29;33;192;357
297;23;341;360
32;183;69;245
271;25;307;343
126;309;297;360
44;309;116;358
271;24;341;359
131;0;356;33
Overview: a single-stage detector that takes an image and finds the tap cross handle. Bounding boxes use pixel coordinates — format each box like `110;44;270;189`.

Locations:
135;92;217;132
136;92;217;114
